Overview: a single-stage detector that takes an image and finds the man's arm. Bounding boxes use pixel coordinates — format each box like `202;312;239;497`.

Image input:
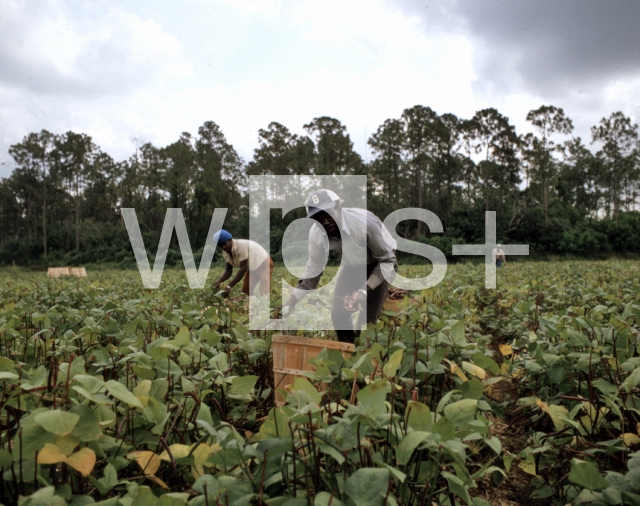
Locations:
223;259;248;294
213;263;234;290
283;227;327;311
343;215;396;312
365;214;397;291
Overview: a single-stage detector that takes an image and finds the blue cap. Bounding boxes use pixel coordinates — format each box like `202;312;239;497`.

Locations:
213;229;233;245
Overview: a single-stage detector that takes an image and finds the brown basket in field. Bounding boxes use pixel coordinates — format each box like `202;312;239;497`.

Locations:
383;287;415;312
47;267;70;277
272;335;355;407
47;267;86;278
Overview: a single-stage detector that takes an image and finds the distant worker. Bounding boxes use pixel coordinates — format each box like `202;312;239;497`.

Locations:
212;230;274;297
282;189;397;343
492;244;507;267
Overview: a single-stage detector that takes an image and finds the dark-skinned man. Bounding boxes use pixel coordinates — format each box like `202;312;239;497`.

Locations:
282;189;397;344
212;230;274;297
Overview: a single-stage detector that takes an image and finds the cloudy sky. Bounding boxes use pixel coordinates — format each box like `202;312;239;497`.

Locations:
1;0;639;178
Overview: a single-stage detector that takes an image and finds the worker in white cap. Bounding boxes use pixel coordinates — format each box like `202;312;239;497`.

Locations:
492;244;507;267
282;189;397;343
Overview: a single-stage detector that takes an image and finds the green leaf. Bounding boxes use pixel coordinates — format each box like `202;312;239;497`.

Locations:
594;378;618;397
131;486;160;505
566;329;589;347
530;484;554;499
383;349;403;378
71;386;101;404
90;463;119;495
396;431;430;465
434;417;455;441
133;379;152;398
436;390;456;414
430;348;448;365
15;410;57;459
18;486;67;506
0;449;12;468
227;375;258;401
460;380;484;400
175;326;191;347
357;380;390;417
0;371;18;381
22;365;47;390
316;441;346;465
569;458;610;491
265;499;306;506
101;462;119;488
406;401;432;432
442;471;472;504
291;377;321;404
321;420;358;452
148;344;171;362
0;356;15;373
344;468;390;506
546;363;565;385
150;379;169;401
449;320;466;345
471;353;501;375
484;436;502;455
547;404;570;431
73;374;105;394
623;368;640;392
70;405;103;442
193;474;219;496
259;407;293;439
34;410;80;436
621;302;635;322
314;491;344;506
443;399;477;425
105;380;143;408
621;492;640;506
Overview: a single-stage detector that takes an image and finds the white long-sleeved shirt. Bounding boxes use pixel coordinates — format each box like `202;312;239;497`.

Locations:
290;207;397;302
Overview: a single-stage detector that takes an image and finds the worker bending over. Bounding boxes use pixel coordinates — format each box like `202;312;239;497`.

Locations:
283;189;397;343
212;230;274;296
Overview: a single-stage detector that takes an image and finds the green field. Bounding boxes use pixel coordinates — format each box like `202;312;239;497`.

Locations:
1;261;639;506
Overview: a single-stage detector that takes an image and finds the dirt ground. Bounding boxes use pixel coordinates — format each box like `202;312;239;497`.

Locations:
471;378;551;506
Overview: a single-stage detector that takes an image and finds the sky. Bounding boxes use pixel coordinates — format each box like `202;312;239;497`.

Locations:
1;0;639;179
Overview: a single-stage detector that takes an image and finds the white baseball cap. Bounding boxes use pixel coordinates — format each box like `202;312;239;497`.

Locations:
304;189;341;218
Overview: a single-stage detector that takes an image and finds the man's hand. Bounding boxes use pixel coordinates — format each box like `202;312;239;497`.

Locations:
344;289;366;312
282;297;297;318
221;285;231;298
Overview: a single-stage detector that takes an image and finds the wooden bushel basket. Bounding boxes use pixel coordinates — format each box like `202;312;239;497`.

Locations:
47;267;86;278
383;298;403;312
69;267;87;277
272;335;355;407
47;267;70;278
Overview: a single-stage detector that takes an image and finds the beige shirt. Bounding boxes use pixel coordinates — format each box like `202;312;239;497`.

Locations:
222;239;269;271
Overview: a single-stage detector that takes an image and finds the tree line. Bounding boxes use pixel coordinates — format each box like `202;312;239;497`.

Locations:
1;105;639;267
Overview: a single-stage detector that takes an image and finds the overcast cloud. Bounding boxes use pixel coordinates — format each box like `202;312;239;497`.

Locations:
1;0;638;178
399;0;640;123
